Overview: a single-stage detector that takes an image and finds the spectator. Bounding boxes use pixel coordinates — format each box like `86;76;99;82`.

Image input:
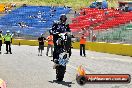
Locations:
4;30;12;54
4;6;11;13
0;30;3;54
80;34;86;57
74;11;78;17
65;32;74;57
38;34;46;56
79;28;86;34
50;7;56;18
46;34;53;57
111;7;115;10
50;6;56;13
50;13;54;18
11;3;16;7
92;34;97;42
105;11;109;15
22;4;27;7
83;10;86;15
18;21;28;28
64;5;66;9
40;18;47;22
79;28;89;37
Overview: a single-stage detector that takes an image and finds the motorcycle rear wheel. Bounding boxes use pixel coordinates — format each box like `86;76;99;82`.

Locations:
56;65;66;81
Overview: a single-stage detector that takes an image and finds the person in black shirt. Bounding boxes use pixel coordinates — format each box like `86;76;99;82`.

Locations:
50;14;71;61
50;14;73;82
64;32;75;57
0;30;3;54
38;34;46;56
18;21;28;28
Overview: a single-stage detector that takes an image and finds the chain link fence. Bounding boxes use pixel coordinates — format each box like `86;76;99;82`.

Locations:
95;23;132;44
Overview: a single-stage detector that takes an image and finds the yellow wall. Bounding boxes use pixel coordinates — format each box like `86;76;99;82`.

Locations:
11;39;132;57
72;42;132;57
12;39;48;46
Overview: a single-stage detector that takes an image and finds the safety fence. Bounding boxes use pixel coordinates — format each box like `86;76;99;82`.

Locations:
95;23;132;44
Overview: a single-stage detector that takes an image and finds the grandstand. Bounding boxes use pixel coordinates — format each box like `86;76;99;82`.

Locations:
70;8;132;30
69;6;132;43
0;0;132;43
0;5;71;37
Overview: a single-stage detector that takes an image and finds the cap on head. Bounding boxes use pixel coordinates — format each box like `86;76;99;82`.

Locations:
81;28;85;30
6;30;10;33
60;14;67;21
41;33;44;36
0;30;2;33
49;30;52;35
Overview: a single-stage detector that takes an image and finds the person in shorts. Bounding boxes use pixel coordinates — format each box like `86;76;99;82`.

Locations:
46;33;53;57
0;30;3;54
38;34;46;56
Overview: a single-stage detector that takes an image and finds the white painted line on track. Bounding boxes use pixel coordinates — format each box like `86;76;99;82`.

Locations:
89;56;132;63
67;64;90;73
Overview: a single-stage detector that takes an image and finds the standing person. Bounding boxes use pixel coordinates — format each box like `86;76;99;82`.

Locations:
46;33;53;57
0;30;3;54
18;21;28;28
4;30;12;54
50;14;71;81
50;14;71;61
80;34;86;57
92;34;97;42
64;32;74;58
38;34;46;56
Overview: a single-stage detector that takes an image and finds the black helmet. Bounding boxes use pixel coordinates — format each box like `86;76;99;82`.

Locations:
60;14;67;21
0;30;2;33
49;28;53;35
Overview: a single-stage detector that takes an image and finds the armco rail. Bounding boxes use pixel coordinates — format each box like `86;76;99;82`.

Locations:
12;39;132;57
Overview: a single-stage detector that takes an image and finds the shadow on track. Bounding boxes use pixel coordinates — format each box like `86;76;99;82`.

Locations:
48;80;75;87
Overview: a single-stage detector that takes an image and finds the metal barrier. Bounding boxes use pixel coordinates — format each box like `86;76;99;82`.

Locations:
95;23;132;44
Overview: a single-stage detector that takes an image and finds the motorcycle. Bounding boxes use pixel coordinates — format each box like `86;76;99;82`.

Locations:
55;52;69;81
53;32;70;81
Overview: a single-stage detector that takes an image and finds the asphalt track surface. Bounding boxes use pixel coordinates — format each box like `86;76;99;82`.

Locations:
0;45;132;88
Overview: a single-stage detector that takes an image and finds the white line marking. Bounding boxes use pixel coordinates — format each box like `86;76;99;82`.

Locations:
67;64;90;73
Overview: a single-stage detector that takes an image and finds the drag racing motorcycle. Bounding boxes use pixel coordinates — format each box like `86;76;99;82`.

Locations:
55;52;69;81
53;32;71;81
